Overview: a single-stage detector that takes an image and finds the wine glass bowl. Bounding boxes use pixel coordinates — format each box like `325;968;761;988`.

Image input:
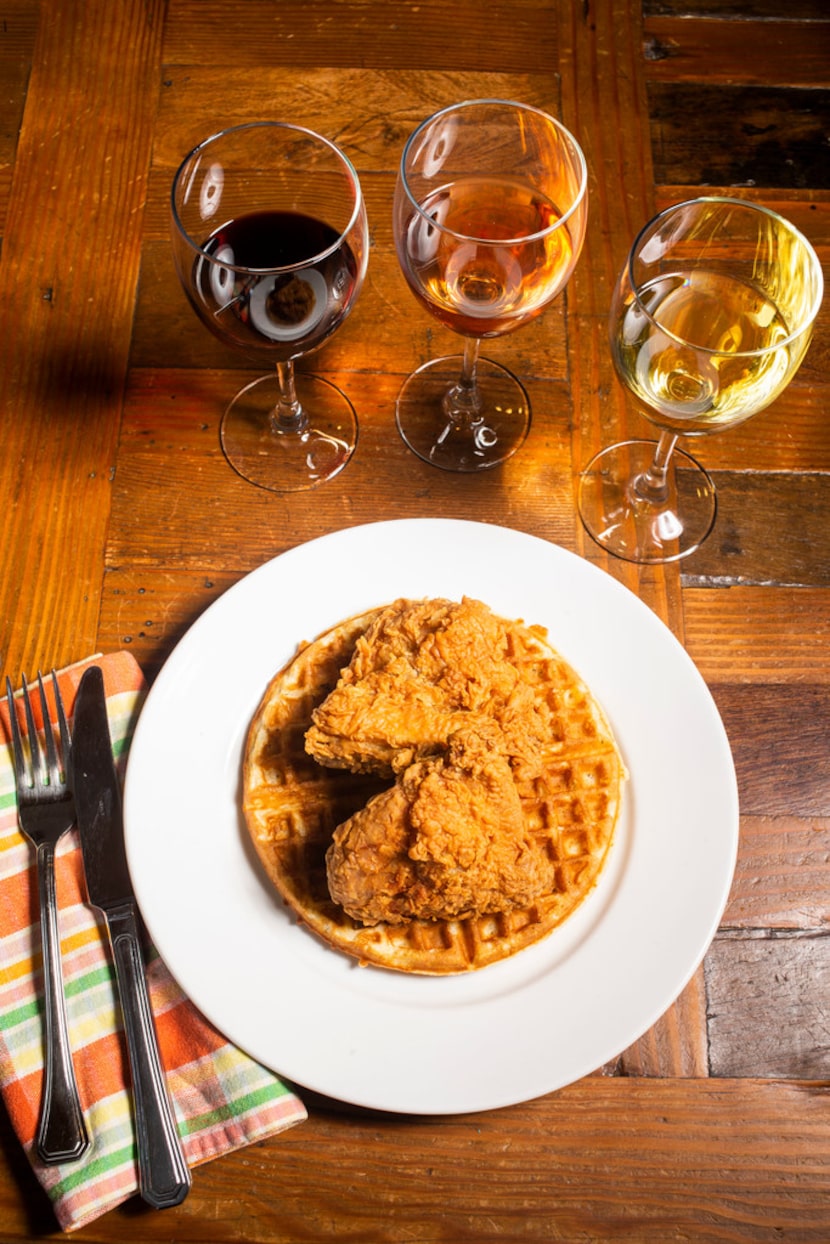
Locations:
578;196;824;562
393;99;588;471
171;122;368;491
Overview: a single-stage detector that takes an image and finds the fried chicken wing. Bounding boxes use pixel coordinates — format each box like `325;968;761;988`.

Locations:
326;722;553;924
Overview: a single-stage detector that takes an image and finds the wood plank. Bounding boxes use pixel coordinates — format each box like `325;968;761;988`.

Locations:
679;472;830;588
0;0;166;680
556;0;698;1073
710;683;830;817
643;16;830;87
0;2;39;61
706;931;830;1078
654;191;830;244
645;0;829;17
0;60;28;234
682;586;830;684
557;0;686;643
618;967;709;1077
0;2;34;232
723;816;830;929
162;1;558;72
3;1079;824;1242
95;567;238;683
648;83;830;189
673;388;830;473
605;380;830;475
107;365;576;571
150;65;557;180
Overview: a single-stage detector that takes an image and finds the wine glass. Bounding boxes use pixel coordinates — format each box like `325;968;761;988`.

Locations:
578;196;824;563
392;99;588;471
171;122;369;491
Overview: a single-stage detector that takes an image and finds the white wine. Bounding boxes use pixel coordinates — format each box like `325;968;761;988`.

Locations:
612;269;810;434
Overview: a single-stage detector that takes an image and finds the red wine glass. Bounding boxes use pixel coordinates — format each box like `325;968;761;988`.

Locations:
392;99;588;471
171;122;368;491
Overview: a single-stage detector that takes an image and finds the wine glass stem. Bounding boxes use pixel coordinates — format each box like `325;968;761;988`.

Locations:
631;430;679;505
443;338;483;425
271;361;309;434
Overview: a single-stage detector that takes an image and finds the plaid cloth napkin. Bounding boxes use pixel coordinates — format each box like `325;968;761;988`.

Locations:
0;652;306;1232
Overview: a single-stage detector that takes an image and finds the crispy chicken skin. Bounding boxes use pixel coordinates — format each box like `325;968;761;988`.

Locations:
309;598;562;925
306;597;551;777
326;722;553;924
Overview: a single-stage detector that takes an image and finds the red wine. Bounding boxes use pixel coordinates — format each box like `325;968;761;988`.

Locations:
192;210;358;360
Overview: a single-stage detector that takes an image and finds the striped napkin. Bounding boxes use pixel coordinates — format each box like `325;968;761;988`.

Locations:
0;652;306;1232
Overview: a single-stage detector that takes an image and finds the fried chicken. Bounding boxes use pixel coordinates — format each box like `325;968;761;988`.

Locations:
326;721;553;924
305;597;551;777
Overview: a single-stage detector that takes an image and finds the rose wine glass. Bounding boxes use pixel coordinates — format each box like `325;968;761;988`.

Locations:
578;196;824;562
392;99;588;471
171;122;368;491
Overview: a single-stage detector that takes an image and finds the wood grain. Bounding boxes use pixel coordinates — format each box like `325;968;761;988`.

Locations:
4;1079;830;1242
723;816;830;929
107;367;577;574
557;0;688;648
710;683;830;817
679;473;830;588
643;16;830;87
645;0;828;17
648;83;830;188
707;932;830;1077
682;586;830;683
162;1;559;72
618;968;709;1077
0;0;165;676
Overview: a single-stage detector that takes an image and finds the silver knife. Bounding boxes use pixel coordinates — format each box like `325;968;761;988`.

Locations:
72;666;191;1209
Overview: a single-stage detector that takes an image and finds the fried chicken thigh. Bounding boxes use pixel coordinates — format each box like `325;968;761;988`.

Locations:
326;722;553;924
307;598;565;925
306;597;551;777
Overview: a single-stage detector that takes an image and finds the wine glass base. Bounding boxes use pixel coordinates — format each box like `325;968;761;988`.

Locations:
577;439;717;564
220;373;357;492
395;355;530;472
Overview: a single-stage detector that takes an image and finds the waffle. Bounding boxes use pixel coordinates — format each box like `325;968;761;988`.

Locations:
242;600;625;974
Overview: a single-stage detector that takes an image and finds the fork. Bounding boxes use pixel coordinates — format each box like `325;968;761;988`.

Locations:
5;672;90;1165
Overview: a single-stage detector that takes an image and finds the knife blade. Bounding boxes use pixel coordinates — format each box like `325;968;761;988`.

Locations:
72;665;191;1209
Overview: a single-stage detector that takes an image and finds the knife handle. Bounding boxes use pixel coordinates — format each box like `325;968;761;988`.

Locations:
106;904;191;1209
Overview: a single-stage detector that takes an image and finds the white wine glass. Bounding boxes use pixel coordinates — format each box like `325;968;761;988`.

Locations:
393;99;588;471
578;196;824;562
171;122;368;491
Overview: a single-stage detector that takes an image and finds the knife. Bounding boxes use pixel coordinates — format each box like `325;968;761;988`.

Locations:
72;666;191;1209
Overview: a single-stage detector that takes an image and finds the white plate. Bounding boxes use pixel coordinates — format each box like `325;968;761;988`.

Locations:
124;519;738;1115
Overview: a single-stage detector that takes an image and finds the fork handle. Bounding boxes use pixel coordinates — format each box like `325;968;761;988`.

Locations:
35;842;91;1164
105;902;191;1209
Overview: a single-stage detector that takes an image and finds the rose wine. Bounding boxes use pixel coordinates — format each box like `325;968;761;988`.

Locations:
612;270;806;435
398;176;576;337
192;210;358;360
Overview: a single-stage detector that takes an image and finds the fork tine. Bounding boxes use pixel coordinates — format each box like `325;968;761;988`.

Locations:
21;675;43;794
51;671;71;779
36;671;61;790
5;677;28;790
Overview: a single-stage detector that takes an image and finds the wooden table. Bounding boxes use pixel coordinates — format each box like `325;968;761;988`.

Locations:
1;0;828;1238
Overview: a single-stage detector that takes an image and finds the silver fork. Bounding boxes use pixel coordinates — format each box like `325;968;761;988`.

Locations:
5;672;90;1164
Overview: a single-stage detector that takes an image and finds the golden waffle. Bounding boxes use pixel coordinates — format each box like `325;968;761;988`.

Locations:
242;601;625;974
